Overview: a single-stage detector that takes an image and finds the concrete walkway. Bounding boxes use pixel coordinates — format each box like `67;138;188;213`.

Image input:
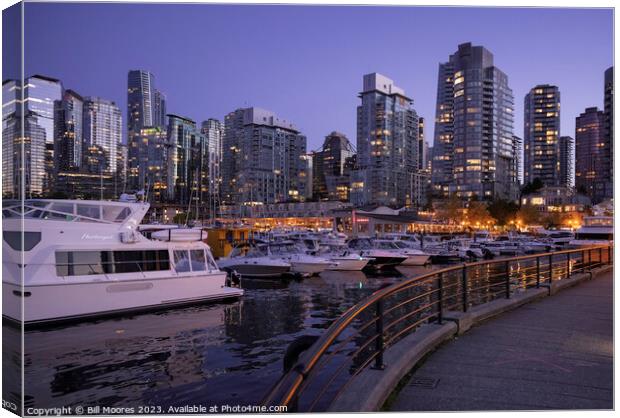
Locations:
389;271;613;411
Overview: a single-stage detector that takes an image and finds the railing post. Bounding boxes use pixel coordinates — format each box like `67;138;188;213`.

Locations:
372;299;385;370
505;260;510;298
536;256;541;288
608;246;612;265
437;272;443;325
461;265;468;312
548;253;553;284
599;247;603;267
587;249;592;272
581;250;586;272
566;252;570;280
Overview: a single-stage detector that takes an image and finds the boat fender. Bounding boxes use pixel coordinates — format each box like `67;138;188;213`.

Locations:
283;335;320;373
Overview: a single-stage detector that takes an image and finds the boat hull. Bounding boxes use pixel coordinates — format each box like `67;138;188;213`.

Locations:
400;255;431;266
219;263;291;278
290;261;332;275
327;258;371;271
3;273;243;325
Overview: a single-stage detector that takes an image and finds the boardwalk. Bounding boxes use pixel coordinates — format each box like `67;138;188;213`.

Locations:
389;271;613;411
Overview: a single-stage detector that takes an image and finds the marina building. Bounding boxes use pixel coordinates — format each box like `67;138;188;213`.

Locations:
524;85;561;186
351;72;421;208
222;107;308;206
431;43;517;201
312;131;356;202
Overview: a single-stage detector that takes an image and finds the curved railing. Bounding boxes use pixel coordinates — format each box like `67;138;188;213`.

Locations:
262;244;613;412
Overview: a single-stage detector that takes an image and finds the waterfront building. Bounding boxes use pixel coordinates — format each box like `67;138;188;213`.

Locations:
558;136;575;188
575;107;609;203
513;135;524;185
418;117;429;170
127;70;167;191
352;73;420;208
312;131;356;202
82;97;122;175
431;43;517;201
300;153;314;200
524;85;561;186
166;114;205;207
222;107;308;206
521;186;590;215
201;118;224;215
54;89;84;173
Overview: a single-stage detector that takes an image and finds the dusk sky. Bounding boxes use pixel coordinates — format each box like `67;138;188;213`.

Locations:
7;3;614;150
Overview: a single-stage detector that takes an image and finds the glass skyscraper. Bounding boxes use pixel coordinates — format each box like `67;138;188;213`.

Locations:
2;75;62;198
575;107;607;202
54;89;84;172
524;85;561;187
351;73;420;207
201;118;224;215
82;97;122;175
558;136;575;189
127;70;167;191
312;131;356;202
431;43;517;201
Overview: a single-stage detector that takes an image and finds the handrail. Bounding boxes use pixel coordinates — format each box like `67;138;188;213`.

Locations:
262;244;613;411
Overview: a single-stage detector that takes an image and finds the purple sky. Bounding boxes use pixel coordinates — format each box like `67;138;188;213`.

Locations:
9;3;614;150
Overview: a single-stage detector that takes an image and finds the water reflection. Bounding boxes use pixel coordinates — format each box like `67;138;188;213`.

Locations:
16;270;407;410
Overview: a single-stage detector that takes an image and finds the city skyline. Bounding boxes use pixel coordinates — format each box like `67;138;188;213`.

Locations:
4;4;612;150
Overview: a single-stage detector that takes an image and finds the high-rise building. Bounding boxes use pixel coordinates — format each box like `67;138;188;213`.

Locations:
312;131;356;202
431;43;517;201
222;107;307;206
135;126;168;202
575;107;609;202
127;70;166;191
524;85;561;186
54;89;84;173
2;76;62;198
82;97;122;175
166;114;205;206
201;118;224;214
604;66;613;195
512;135;524;185
351;73;420;207
558;136;575;188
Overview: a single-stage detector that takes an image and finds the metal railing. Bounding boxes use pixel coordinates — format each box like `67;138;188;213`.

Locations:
262;244;613;412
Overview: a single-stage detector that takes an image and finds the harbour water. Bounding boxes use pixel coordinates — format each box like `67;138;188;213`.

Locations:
5;266;437;410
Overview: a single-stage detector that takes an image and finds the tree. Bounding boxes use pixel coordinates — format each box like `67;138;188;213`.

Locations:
515;204;540;226
487;198;519;226
541;212;563;229
466;201;494;227
521;178;544;197
436;194;462;224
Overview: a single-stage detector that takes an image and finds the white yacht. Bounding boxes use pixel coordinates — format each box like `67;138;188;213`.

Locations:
2;199;243;325
379;240;431;266
216;241;292;279
568;216;614;248
268;241;335;276
348;238;407;269
317;243;373;271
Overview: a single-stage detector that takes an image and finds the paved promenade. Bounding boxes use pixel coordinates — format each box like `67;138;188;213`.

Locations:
389;270;613;411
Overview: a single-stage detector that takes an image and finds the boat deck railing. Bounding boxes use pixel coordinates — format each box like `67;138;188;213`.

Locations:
261;244;613;412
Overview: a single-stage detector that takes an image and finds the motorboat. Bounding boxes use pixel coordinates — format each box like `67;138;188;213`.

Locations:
2;199;243;326
568;216;614;248
268;241;335;276
216;241;292;279
348;238;407;269
379;240;431;266
317;243;373;271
